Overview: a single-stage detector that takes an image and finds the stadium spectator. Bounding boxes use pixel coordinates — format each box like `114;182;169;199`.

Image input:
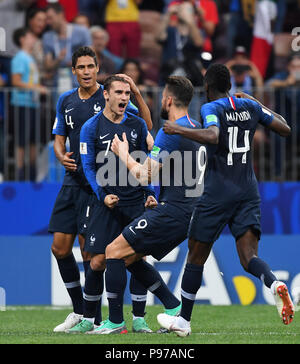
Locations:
90;26;123;83
0;62;8;183
26;8;48;85
77;0;107;26
268;52;300;177
119;58;156;92
73;13;91;28
250;0;277;80
35;0;79;22
104;0;142;59
226;0;255;58
226;46;264;100
42;3;92;92
167;0;219;54
11;27;48;181
156;0;205;87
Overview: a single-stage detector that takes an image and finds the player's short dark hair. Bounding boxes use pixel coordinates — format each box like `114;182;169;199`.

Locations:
72;46;98;68
12;27;31;47
46;2;64;13
165;76;194;108
204;63;231;93
103;75;130;92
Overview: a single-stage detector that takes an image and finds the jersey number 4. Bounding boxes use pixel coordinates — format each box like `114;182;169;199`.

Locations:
227;126;250;166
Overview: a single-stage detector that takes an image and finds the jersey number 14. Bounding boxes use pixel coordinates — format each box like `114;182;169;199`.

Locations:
227;126;250;166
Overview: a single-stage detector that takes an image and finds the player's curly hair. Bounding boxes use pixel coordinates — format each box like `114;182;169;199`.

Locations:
204;63;231;93
72;46;98;68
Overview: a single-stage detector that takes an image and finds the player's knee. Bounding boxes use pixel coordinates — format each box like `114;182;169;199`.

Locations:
51;242;71;259
187;239;212;265
90;255;106;271
105;243;119;259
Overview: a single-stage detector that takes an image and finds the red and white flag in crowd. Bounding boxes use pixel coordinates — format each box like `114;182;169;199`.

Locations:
250;0;277;78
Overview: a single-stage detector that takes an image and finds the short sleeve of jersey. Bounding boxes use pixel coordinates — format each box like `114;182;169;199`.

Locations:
201;103;220;129
255;102;274;126
52;93;67;136
150;128;180;163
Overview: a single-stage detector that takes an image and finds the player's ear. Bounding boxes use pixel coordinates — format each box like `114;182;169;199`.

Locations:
72;67;76;75
103;89;109;102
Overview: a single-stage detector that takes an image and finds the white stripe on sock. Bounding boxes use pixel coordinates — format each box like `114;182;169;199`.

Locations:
65;280;81;289
181;288;196;301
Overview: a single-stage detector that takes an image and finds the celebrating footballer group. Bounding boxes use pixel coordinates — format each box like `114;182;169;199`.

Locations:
48;46;295;337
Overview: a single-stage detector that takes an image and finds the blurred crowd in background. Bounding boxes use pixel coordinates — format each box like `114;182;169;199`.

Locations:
0;0;300;182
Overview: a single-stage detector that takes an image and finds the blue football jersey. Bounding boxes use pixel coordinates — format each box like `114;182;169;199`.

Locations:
201;96;274;199
150;115;203;216
52;85;138;187
80;111;155;205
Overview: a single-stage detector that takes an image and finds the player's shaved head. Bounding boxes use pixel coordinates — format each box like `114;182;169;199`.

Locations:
204;63;231;94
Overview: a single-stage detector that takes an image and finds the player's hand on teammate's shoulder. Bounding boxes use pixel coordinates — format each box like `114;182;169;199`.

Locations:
145;195;158;209
163;120;180;135
111;133;129;158
104;194;119;209
234;92;258;103
62;152;77;171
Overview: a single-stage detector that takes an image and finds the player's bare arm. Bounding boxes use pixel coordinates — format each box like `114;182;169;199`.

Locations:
54;134;77;171
235;92;291;137
163;120;219;144
111;132;161;185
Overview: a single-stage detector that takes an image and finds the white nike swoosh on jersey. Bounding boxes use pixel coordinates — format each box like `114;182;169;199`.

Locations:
129;226;136;235
99;133;110;139
65;108;74;113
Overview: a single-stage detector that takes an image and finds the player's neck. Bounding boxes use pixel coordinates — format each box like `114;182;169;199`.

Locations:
103;107;124;124
78;83;99;100
169;108;188;123
209;91;230;102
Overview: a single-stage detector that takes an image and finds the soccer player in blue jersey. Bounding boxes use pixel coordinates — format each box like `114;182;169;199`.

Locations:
49;47;153;332
67;75;157;334
90;76;205;335
157;63;294;336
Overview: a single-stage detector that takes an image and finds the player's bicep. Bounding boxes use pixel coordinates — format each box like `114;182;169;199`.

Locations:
265;116;291;137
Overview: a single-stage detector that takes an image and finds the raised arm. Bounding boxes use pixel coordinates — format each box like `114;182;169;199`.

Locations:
235;92;291;137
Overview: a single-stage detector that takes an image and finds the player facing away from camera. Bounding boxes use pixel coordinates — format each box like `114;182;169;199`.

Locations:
49;47;154;332
67;75;157;334
91;76;204;335
157;63;294;337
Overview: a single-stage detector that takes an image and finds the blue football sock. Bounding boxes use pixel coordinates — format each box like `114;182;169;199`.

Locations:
105;259;127;324
83;266;104;322
180;263;203;322
127;259;180;309
247;257;277;288
56;253;83;315
130;274;147;318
